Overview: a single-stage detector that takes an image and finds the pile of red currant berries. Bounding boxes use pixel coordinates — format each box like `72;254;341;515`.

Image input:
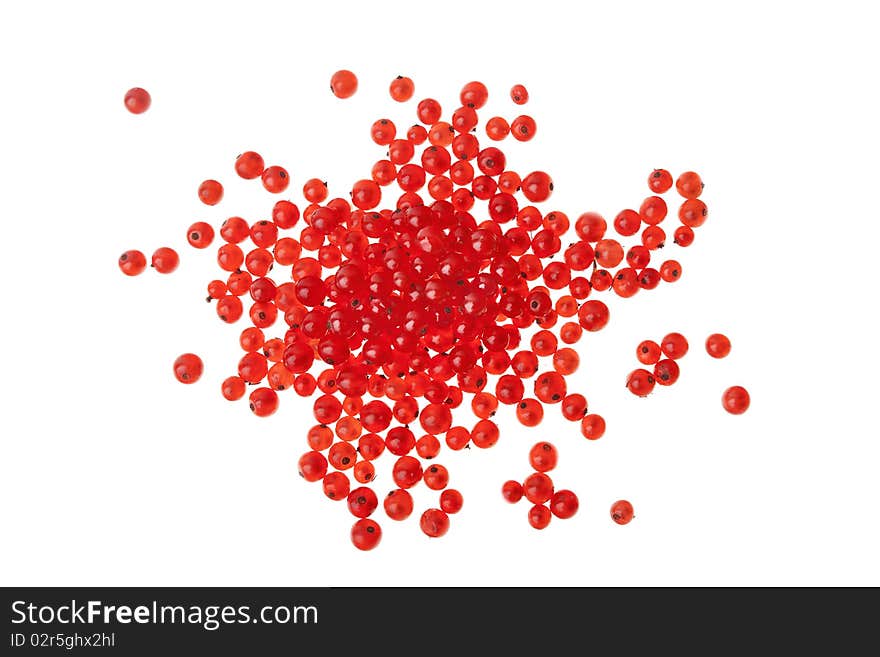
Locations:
628;331;750;414
119;72;746;550
502;442;578;529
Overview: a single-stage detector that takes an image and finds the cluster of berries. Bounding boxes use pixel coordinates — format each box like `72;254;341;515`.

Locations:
118;71;745;550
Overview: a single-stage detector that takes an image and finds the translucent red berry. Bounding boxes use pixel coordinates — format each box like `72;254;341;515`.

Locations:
118;249;147;276
675;171;703;199
173;353;203;384
580;414;606;440
298;450;328;482
261;166;289;193
322;472;350;501
660;332;689;360
330;69;358;99
440;489;464;514
502;480;524;504
706;333;732;359
722;386;750;415
550;490;579;519
384;489;414;521
610;500;634;525
221;376;246;401
521;171;553;202
626;368;656;397
486;117;510;141
528;504;551;530
523;472;554;504
198;180;223;206
529;442;558;472
648;168;673;193
460;81;489;109
235;151;264;179
187;222;214;249
347;486;378;518
350;518;382;551
389;76;415;102
123;87;151;114
636;339;662;365
679;199;708;227
248;387;279;417
419;508;450;537
510;84;529;105
653;359;681;386
578;300;610;332
151;247;179;274
510;115;536;141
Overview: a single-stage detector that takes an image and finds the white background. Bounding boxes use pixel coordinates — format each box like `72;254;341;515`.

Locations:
1;0;878;587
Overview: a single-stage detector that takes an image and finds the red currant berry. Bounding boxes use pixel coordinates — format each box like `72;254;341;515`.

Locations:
297;450;328;482
353;461;375;484
173;353;203;384
384;489;414;521
510;84;529;105
661;332;689;359
261;165;289;193
578;300;610;332
523;472;554;504
534;372;567;404
659;259;682;282
521;171;553;203
123;87;151;114
440;489;463;514
673;225;695;247
234;151;265;179
559;322;583;345
676;171;703;199
471;419;500;448
419;508;450;538
248;387;278;417
648;168;673;193
613;209;641;237
347;486;378;518
528;504;551;530
118;249;147;276
626;368;656;397
639;196;667;225
529;442;558;472
654;358;681;386
636;340;662;365
510;115;536;141
392;455;423;489
389;76;415;102
706;333;732;359
324;446;354;475
486;117;510;141
151;247;179;274
221;376;246;401
516;399;544;427
423;464;450;490
460;80;489;109
187;222;214;249
580;413;606;440
550;490;579;519
679;199;708;227
330;69;358;98
502;480;524;503
322;471;350;501
350;518;381;551
198;179;223;206
722;386;750;414
611;500;634;525
561;393;588;421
